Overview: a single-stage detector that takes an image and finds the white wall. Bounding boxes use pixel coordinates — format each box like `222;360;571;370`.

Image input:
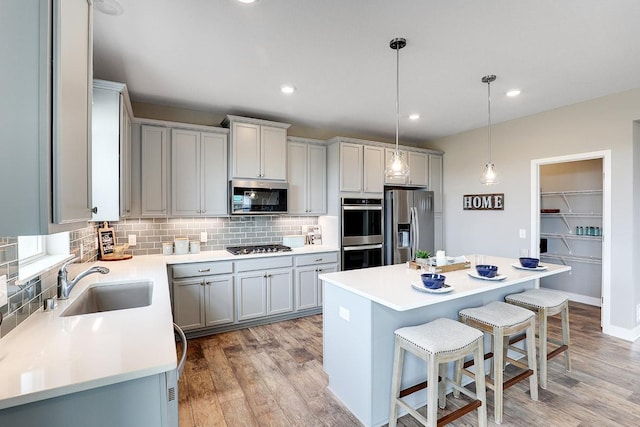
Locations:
426;89;640;331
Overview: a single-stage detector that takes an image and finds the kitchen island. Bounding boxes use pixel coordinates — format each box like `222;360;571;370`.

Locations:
319;255;571;427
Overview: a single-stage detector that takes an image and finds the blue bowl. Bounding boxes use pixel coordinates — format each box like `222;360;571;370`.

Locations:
421;273;446;289
519;257;540;268
476;264;498;278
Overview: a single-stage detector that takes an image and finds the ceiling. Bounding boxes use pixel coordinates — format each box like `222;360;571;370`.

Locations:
93;0;640;144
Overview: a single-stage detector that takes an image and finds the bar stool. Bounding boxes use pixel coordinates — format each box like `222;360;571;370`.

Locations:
458;301;538;424
505;288;571;389
389;318;487;427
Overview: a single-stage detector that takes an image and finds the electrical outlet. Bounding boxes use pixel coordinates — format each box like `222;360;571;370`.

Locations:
519;229;527;239
128;234;137;246
339;306;350;322
200;231;207;243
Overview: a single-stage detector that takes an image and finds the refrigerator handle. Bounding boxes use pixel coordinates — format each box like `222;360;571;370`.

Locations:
410;207;418;260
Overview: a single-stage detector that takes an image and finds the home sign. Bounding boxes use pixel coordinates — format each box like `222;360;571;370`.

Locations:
463;193;504;210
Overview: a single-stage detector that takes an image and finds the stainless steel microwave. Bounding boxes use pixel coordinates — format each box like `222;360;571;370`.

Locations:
230;180;288;215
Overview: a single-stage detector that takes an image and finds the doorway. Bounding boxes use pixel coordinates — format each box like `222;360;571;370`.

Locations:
530;150;611;332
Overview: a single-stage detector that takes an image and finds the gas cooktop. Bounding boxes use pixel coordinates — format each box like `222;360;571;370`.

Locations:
226;244;292;255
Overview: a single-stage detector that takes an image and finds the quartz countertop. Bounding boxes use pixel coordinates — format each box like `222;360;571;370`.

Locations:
319;255;571;312
0;245;338;410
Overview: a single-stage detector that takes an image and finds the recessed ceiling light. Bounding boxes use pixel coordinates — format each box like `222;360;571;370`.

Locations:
409;113;420;120
506;89;521;97
280;85;296;94
94;0;124;16
237;0;257;3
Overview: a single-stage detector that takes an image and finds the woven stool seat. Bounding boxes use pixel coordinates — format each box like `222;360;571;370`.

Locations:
505;288;568;309
389;318;487;427
459;301;534;327
505;289;571;389
395;318;483;354
458;301;538;424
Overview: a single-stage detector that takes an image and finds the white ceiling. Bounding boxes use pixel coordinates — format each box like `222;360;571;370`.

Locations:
93;0;640;143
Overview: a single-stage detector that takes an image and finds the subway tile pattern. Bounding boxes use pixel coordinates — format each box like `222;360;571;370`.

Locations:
0;224;98;338
110;216;319;256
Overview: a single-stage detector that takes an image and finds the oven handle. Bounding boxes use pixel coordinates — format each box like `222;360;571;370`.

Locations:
343;244;383;251
342;206;383;211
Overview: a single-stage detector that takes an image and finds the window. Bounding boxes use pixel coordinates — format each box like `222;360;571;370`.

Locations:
18;235;46;264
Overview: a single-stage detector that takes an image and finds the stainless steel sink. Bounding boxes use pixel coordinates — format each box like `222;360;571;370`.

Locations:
61;280;153;317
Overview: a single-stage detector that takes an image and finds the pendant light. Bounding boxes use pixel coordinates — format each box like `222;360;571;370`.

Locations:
384;38;410;179
480;74;500;185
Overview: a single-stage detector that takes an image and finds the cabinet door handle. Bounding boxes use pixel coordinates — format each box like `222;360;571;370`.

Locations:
205;281;212;286
198;268;211;273
317;268;322;273
91;207;98;214
263;273;267;278
200;280;205;286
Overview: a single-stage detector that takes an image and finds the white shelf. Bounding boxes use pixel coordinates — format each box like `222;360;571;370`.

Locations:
540;253;602;265
540;212;601;217
540;232;602;241
540;190;602;213
540;190;602;196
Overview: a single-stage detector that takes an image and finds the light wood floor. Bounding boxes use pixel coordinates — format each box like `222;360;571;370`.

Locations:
178;302;640;426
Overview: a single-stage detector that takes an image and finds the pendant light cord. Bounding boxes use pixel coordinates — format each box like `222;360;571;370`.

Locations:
487;78;492;164
395;44;400;152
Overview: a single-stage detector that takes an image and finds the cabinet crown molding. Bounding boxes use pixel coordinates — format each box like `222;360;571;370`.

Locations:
222;114;292;129
327;136;444;156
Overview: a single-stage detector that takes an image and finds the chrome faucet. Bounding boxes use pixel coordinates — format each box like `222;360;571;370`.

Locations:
57;258;110;299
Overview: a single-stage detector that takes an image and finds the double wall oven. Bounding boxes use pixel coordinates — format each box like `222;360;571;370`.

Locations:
341;198;384;270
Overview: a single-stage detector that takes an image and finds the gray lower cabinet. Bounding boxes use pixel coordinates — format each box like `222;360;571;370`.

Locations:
236;256;294;321
295;252;339;310
171;261;234;331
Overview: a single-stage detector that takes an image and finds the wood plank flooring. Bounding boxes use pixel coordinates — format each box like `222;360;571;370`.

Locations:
178;302;640;426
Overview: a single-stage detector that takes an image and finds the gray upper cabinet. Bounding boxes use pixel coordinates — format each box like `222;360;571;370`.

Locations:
171;129;227;216
288;139;327;215
335;141;384;194
1;0;93;235
429;154;443;213
383;149;428;187
91;80;133;221
141;125;169;217
223;115;291;181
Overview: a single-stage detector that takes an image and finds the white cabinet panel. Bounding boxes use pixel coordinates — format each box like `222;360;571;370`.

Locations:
429;154;443;213
171;129;201;216
228;116;290;180
288;141;327;214
173;278;205;331
236;272;268;321
204;275;234;327
232;122;261;179
201;132;228;215
266;269;294;315
261;126;287;180
363;146;384;193
408;151;428;187
340;143;364;192
141;126;168;217
339;143;383;194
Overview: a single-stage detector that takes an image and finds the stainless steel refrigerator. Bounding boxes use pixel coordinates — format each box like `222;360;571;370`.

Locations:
384;189;435;265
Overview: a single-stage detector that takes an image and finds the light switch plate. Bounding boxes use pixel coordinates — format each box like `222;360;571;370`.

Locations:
339;306;350;322
128;234;137;246
519;229;527;239
0;274;7;307
200;231;207;243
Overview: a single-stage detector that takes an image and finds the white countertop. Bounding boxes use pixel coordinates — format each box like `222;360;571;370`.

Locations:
0;245;338;410
319;255;571;311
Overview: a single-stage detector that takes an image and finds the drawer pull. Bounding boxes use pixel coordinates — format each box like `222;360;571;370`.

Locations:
315;258;323;262
198;268;211;273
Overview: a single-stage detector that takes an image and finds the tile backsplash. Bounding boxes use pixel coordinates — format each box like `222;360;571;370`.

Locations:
0;223;98;338
110;216;318;256
0;216;318;337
